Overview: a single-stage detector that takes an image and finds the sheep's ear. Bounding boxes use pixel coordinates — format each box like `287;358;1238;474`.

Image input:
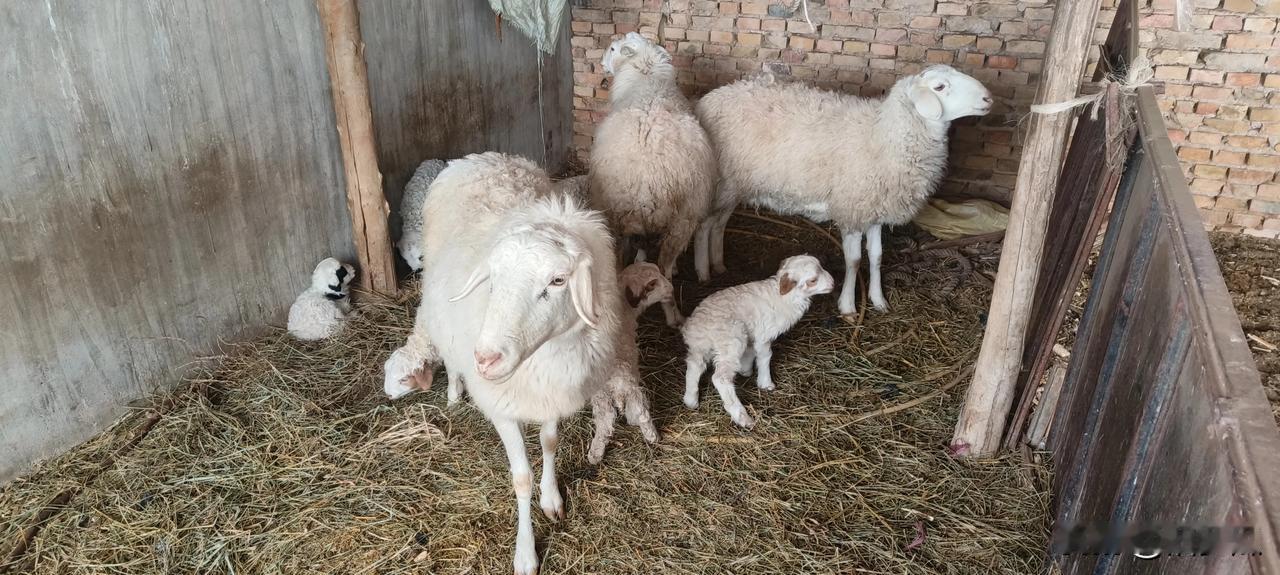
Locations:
779;273;796;295
449;266;490;302
909;83;943;120
624;284;644;308
620;44;636;57
569;256;599;328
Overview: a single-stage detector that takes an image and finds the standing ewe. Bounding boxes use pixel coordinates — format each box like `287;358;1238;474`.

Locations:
695;65;992;315
589;32;717;281
586;262;672;464
397;159;448;272
287;257;355;341
682;255;834;428
382;152;621;575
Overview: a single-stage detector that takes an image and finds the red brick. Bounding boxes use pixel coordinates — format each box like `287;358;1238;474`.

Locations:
926;49;954;63
1229;169;1272;184
1189;69;1224;84
760;19;786;31
987;55;1017;69
739;1;767;15
1195;102;1220;115
910;16;942;29
1243;18;1277;33
1155;66;1189;80
736;17;761;29
1226;73;1262;87
1250;107;1280;122
1226;135;1269;148
941;34;976;48
976;37;1003;52
870;43;896;56
1211;16;1244;31
1225;34;1273;50
1216;150;1248;164
790;36;815;50
963;53;985;67
1195;164;1229;179
843;40;870;53
816;39;843;52
937;3;968;15
1248;154;1280;168
875;28;908;42
719;2;739;15
1190;179;1224;195
1192;86;1235;101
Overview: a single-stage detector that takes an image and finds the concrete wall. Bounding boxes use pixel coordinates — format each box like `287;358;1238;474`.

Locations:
0;0;572;483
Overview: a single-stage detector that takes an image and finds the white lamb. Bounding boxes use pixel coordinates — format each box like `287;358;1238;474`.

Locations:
397;159;448;271
286;257;355;341
589;32;717;281
382;152;621;575
682;255;835;429
585;261;672;464
694;65;992;315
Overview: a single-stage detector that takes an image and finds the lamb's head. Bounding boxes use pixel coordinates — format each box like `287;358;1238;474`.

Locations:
618;262;673;312
311;257;355;298
602;32;673;81
450;197;615;381
776;255;835;298
903;65;993;122
397;238;423;272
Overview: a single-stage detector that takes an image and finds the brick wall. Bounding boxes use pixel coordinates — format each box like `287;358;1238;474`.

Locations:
568;0;1280;238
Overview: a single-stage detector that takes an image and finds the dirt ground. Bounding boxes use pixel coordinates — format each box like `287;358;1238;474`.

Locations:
1209;232;1280;424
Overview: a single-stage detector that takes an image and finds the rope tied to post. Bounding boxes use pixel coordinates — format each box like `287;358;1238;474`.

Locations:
1029;55;1154;121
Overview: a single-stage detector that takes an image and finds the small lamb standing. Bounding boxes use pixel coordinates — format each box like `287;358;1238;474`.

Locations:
287;258;356;341
383;152;621;575
586;262;672;464
682;255;834;428
695;65;992;315
589;32;717;281
397;159;448;271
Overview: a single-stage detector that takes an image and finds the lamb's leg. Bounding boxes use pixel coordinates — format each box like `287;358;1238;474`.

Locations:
538;421;564;521
588;386;618;465
837;229;864;316
447;370;463;407
711;356;754;429
694;219;713;283
684;351;708;409
656;217;698;280
618;373;659;444
753;340;775;391
492;418;539;575
661;294;685;328
384;304;438;399
867;224;888;312
710;209;734;275
737;346;755;376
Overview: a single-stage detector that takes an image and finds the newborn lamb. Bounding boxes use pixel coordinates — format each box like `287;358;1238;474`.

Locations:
682;255;834;428
287;257;356;341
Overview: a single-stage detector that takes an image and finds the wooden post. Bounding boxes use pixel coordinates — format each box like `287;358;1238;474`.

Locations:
316;0;396;295
950;0;1104;457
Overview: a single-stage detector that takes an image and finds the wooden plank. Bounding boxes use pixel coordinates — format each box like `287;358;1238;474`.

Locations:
0;0;352;482
1006;0;1139;450
316;0;396;295
951;0;1107;457
1026;361;1066;448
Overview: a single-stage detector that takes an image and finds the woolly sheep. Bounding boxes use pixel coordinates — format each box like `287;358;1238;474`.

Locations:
585;262;672;464
590;32;717;280
382;152;621;575
286;257;355;341
694;65;992;315
682;255;834;428
397;159;448;271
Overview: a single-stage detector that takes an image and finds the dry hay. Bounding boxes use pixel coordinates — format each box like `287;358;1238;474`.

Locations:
1;213;1051;574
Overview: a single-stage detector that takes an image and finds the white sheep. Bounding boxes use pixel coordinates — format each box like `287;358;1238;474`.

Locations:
694;65;992;315
397;159;448;271
382;152;621;575
682;255;834;428
585;261;672;464
589;32;717;281
286;257;355;341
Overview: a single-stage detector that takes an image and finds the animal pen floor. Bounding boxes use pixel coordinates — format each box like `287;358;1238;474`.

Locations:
1;214;1053;574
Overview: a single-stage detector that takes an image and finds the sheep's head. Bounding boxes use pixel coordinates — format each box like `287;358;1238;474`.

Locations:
450;198;612;381
601;32;672;77
397;239;424;272
906;65;993;122
776;255;835;298
619;262;672;312
312;257;355;297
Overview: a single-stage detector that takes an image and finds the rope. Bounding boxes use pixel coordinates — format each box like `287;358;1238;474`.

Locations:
1029;55;1153;121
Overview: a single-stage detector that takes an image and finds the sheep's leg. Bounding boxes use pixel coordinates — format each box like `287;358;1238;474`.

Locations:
661;295;685;328
837;229;864;316
384;305;438;399
492;418;539;575
753;340;775;391
683;351;708;409
656;216;697;280
711;356;754;429
710;209;734;275
588;387;618;465
694;219;713;283
619;373;659;443
538;421;564;521
737;346;755;376
447;370;463;407
867;224;888;312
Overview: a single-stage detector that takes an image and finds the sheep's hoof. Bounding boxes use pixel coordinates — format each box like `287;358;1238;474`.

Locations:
683;395;699;410
757;381;775;391
540;489;565;521
731;411;756;430
513;550;539;575
871;298;889;313
640;424;659;444
712;263;727;275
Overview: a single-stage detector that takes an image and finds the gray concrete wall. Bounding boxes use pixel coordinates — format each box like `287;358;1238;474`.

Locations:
0;0;571;482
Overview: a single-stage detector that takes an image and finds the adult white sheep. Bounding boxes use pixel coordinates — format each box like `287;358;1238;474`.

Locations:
383;152;620;575
589;32;717;281
397;159;448;271
694;65;992;315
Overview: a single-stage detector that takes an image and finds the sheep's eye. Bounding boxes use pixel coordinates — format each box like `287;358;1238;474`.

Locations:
549;276;567;287
933;83;946;92
807;278;818;286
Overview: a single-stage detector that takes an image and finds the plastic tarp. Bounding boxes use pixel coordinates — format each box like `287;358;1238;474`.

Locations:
488;0;568;55
912;198;1010;240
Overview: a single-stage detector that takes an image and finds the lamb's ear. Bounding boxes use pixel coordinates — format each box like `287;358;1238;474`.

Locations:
449;266;490;302
909;83;943;120
620;44;636;57
624;284;643;308
779;273;796;295
569;256;599;328
654;45;672;65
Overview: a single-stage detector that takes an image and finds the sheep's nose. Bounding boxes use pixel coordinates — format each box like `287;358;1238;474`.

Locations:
982;96;993;104
475;350;503;374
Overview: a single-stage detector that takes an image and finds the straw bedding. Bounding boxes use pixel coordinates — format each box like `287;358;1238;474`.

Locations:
1;213;1051;574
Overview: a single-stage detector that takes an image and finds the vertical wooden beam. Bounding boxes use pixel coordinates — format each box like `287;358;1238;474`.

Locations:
950;0;1104;457
316;0;396;295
